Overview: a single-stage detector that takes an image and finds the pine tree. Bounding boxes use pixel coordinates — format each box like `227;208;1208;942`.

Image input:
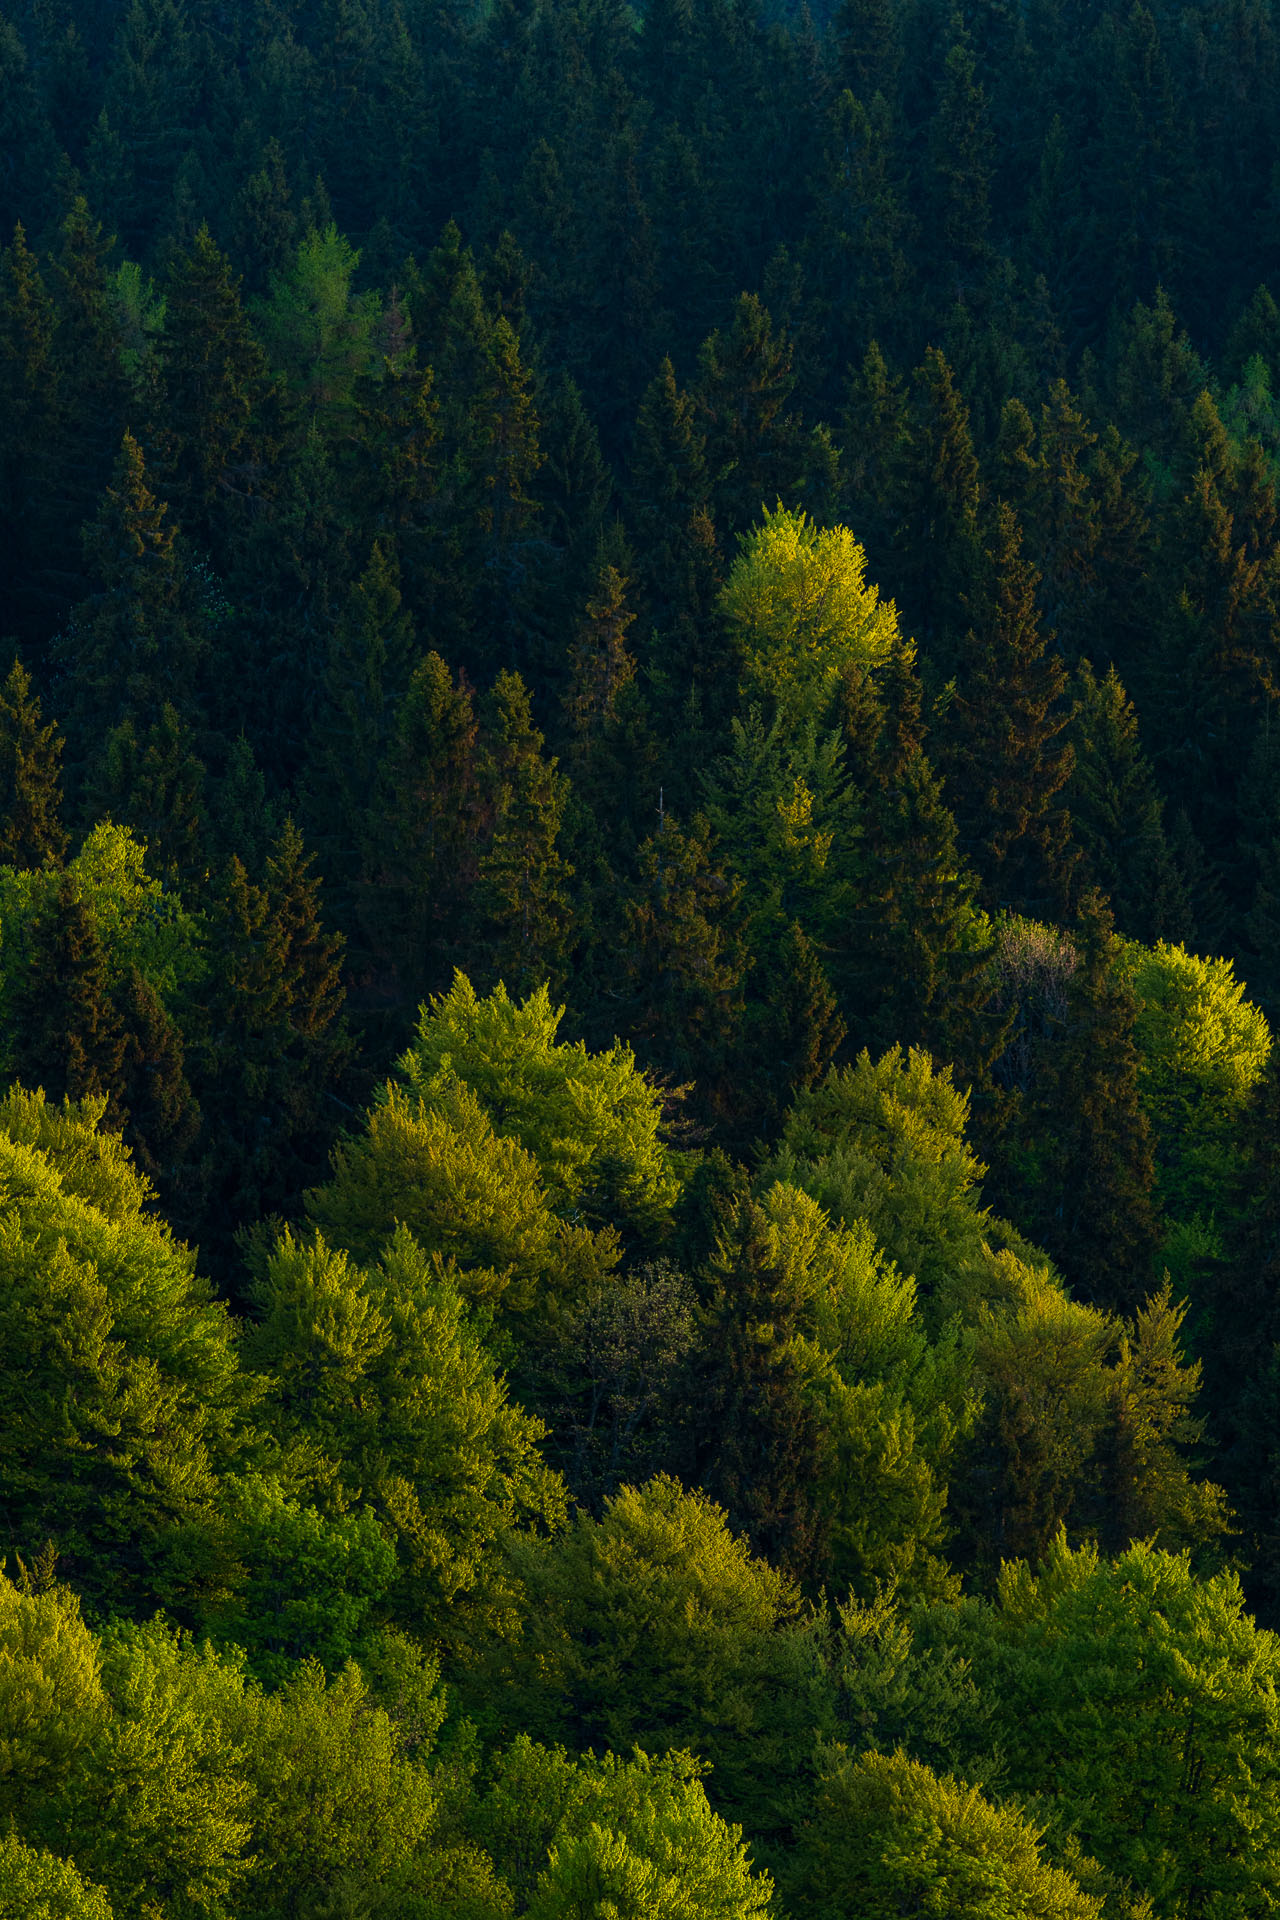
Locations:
0;656;68;870
943;501;1079;918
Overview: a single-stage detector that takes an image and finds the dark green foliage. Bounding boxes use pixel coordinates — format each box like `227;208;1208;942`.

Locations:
0;656;68;870
943;502;1079;920
1;8;1280;1911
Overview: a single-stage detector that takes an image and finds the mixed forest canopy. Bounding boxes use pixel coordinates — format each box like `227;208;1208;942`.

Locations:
7;0;1280;1912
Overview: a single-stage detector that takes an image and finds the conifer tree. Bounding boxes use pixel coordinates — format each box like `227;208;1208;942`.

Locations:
928;14;994;293
1021;891;1162;1312
192;821;352;1275
692;295;820;535
0;655;68;870
87;702;208;891
46;199;129;597
943;501;1079;918
11;873;131;1128
302;537;416;925
0;226;57;644
895;346;983;662
365;652;482;1019
117;965;201;1191
472;671;573;996
58;431;207;781
157;224;277;552
1066;659;1190;943
618;811;750;1123
688;1194;829;1583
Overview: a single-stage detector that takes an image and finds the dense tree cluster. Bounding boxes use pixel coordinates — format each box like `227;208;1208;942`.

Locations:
7;0;1280;1911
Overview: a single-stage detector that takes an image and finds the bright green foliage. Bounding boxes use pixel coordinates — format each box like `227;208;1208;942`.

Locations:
0;1836;113;1920
479;1477;833;1842
1121;937;1270;1218
693;1183;957;1599
931;1536;1280;1917
309;1077;618;1319
226;1652;506;1920
791;1748;1101;1919
767;1046;1007;1316
719;506;900;726
198;1476;399;1684
395;971;681;1239
0;1089;246;1613
256;223;379;429
61;1623;254;1920
244;1225;565;1644
0;823;198;1075
479;1742;773;1920
0;1573;504;1920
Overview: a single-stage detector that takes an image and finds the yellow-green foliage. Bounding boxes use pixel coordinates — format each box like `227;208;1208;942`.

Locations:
936;1534;1280;1916
397;971;682;1238
479;1739;773;1919
792;1749;1102;1918
0;1090;247;1613
0;1835;113;1920
1121;938;1270;1215
718;506;901;724
478;1476;835;1842
308;1076;618;1319
243;1225;565;1646
0;824;200;1069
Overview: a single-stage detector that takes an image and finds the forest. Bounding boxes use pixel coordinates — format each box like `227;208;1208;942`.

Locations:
6;0;1280;1912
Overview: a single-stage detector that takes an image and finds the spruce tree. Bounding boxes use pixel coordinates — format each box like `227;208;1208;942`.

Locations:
192;821;352;1278
87;702;208;891
58;431;207;784
1020;891;1162;1312
0;226;57;645
688;1194;829;1584
365;651;482;1021
301;537;416;926
472;670;573;996
943;501;1079;918
1066;659;1191;943
11;873;130;1127
156;224;277;553
0;655;68;870
618;810;750;1125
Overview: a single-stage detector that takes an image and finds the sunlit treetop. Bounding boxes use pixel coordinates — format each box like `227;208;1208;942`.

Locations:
718;505;902;726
